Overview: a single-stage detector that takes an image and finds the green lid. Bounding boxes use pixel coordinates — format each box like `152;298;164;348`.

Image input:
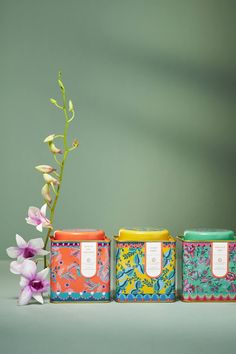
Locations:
184;228;234;241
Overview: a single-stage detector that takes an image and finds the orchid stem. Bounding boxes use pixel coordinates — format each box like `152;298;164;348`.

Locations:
53;171;60;178
43;73;75;268
46;202;52;210
53;154;62;167
68;112;75;123
51;183;57;196
68;146;77;152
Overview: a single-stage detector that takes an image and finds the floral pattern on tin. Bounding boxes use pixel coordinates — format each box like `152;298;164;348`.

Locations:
182;242;236;300
116;242;176;302
50;242;110;299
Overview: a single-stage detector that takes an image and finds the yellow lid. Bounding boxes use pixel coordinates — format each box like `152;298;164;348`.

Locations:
117;228;171;241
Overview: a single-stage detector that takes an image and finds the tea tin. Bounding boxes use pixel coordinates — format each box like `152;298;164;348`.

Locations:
179;229;236;301
50;229;110;302
115;228;176;302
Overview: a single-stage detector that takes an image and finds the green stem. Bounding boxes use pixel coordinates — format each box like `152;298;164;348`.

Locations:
68;146;77;152
51;183;58;196
53;154;62;167
46;201;52;210
67;111;75;123
43;79;72;268
53;171;60;178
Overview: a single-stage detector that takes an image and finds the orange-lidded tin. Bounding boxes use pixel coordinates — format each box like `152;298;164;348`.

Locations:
50;229;110;302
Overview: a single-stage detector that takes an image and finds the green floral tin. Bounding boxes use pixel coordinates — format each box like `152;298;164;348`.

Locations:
179;229;236;302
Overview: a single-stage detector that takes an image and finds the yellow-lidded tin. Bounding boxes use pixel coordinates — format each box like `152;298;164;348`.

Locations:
118;228;172;242
115;228;176;302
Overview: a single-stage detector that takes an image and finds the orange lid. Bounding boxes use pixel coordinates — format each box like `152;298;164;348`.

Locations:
54;229;106;241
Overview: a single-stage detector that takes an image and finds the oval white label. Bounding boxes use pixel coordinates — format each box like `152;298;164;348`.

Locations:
81;242;97;278
145;242;162;277
211;242;228;278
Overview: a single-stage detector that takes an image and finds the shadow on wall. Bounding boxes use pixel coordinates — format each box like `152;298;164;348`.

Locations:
83;29;236;100
80;32;236;175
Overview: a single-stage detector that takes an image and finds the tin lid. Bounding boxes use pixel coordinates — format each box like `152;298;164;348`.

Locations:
184;228;234;241
117;228;171;241
54;229;106;241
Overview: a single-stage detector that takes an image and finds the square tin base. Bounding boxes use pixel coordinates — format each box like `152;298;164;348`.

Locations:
50;291;110;302
181;294;236;302
115;293;176;302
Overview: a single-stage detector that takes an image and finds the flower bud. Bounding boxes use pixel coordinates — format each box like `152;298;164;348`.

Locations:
44;134;55;143
68;100;74;112
41;184;52;203
50;98;58;105
35;165;56;173
49;142;62;154
58;79;65;92
72;139;79;148
43;174;60;185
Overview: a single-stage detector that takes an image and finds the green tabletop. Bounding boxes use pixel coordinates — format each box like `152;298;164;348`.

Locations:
0;260;236;354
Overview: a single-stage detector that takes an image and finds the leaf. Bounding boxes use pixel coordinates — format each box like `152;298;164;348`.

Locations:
158;280;164;290
163;257;169;267
134;254;141;266
68;274;76;280
137;264;144;274
117;270;125;279
116;249;120;260
119;279;128;290
168;269;175;280
165;286;173;296
125;267;134;275
68;262;77;271
164;249;171;259
131;289;139;296
98;264;110;282
135;280;142;290
154;280;160;292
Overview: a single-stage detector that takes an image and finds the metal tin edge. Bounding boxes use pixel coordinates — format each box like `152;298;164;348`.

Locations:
176;236;236;243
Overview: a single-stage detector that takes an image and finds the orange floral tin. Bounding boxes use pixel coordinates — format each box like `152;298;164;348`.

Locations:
50;229;110;302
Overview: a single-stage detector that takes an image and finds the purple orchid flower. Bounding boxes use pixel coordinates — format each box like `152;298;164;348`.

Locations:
6;234;49;264
17;260;49;305
25;204;52;232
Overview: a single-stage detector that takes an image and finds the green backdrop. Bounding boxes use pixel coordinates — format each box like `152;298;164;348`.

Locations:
1;0;236;259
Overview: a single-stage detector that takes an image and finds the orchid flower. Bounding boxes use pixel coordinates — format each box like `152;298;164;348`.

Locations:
17;260;49;305
50;98;63;109
25;204;52;231
72;138;79;148
44;134;56;143
41;184;52;203
35;165;56;173
43;173;59;185
68;99;74;112
8;73;79;307
6;234;49;264
49;142;62;154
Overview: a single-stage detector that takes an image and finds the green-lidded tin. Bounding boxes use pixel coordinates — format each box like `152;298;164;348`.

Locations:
179;228;236;302
184;229;234;241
